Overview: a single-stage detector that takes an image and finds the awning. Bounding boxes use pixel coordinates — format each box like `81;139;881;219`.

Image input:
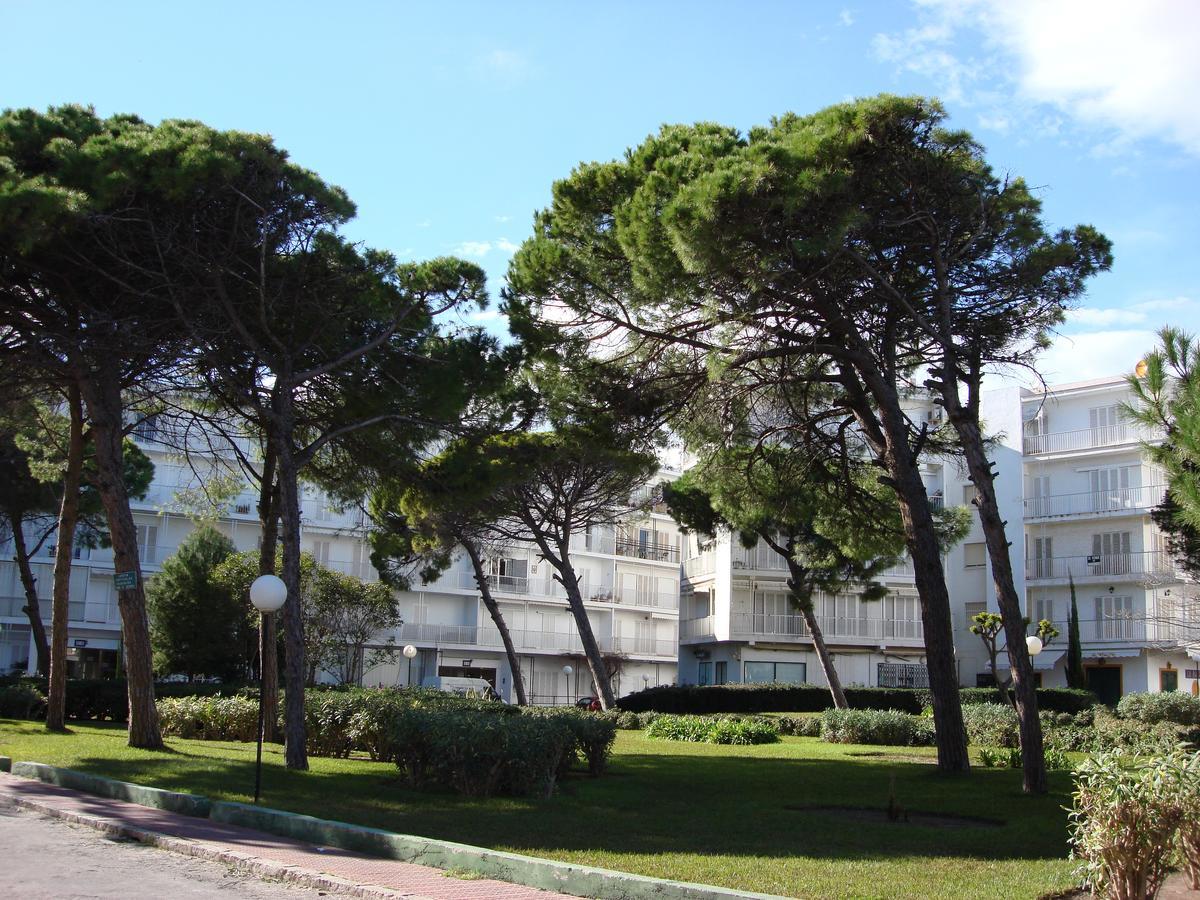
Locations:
1082;648;1142;660
1032;649;1064;671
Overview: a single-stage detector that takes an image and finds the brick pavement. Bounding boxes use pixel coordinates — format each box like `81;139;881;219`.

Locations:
0;773;576;900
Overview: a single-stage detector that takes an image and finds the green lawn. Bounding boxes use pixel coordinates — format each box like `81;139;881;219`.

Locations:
0;719;1079;899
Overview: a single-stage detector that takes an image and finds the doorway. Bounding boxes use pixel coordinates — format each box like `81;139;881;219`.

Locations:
1085;665;1123;706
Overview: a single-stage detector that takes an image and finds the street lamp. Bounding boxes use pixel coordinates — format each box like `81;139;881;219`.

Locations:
562;664;573;706
249;574;286;804
1026;635;1043;657
402;644;418;688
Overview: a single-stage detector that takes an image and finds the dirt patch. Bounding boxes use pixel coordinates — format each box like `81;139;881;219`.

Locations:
784;804;1005;829
845;750;939;764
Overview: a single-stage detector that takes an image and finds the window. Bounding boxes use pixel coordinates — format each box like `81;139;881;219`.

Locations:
714;661;727;685
1033;597;1055;627
964;542;986;568
1090;531;1131;575
962;484;979;506
1160;669;1178;692
309;539;331;564
753;591;804;635
1094;595;1134;640
1089;467;1133;512
1030;536;1053;578
132;414;158;443
487;557;528;592
1029;475;1051;516
135;524;158;565
698;661;713;686
744;661;807;684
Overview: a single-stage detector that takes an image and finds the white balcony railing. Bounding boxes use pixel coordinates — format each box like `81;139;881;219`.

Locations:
1023;484;1167;520
731;544;788;571
1023;423;1161;455
396;621;677;658
615;539;680;564
683;553;716;578
611;635;677;657
730;612;925;642
679;615;715;639
614;589;679;610
1038;615;1198;645
1025;550;1182;582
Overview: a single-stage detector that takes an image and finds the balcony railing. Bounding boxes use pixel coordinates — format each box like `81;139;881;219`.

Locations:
1023;484;1167;520
1025;550;1182;582
683;553;716;578
880;559;916;580
679;615;715;639
614;589;678;610
1023;423;1161;455
396;621;677;658
1038;615;1198;645
0;596;87;622
730;612;925;642
731;545;788;571
611;635;677;657
614;539;680;563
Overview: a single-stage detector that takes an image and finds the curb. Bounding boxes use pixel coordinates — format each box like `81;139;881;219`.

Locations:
212;801;782;900
12;762;210;817
0;790;428;900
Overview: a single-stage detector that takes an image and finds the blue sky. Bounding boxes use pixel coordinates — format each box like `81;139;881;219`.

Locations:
4;0;1198;384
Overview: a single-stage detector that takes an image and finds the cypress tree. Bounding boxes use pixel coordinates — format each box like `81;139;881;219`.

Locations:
1066;575;1086;689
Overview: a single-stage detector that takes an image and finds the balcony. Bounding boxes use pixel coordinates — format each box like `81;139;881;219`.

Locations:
613;588;679;611
731;545;787;572
679;615;715;640
1023;423;1161;456
615;539;680;564
0;596;86;622
1025;550;1183;584
396;621;676;658
1038;615;1198;645
730;612;925;644
1024;485;1166;521
683;552;716;579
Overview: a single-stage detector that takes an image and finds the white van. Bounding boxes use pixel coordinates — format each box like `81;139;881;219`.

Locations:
421;676;504;702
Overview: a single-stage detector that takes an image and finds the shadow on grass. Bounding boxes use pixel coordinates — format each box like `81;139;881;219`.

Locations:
58;744;1074;866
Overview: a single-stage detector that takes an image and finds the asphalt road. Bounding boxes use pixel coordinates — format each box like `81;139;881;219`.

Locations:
0;800;336;899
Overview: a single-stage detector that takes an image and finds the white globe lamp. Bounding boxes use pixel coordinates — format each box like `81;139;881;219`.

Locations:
1026;635;1043;657
402;645;418;659
249;574;287;613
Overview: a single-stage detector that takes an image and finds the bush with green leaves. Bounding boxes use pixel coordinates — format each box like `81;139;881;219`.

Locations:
819;709;935;747
157;695;259;742
1068;750;1187;900
646;713;780;745
961;703;1019;748
389;708;576;797
0;682;46;719
1116;691;1200;726
520;707;618;774
1176;751;1200;890
776;715;822;737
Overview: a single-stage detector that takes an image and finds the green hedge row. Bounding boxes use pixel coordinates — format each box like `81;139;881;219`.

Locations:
1;678;252;722
616;683;1098;715
645;713;780;745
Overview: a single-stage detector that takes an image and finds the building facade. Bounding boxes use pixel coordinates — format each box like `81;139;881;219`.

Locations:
0;426;681;702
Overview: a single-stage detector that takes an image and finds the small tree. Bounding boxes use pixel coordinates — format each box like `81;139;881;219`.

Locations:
146;526;244;681
303;568;401;686
1066;574;1087;690
970;612;1059;704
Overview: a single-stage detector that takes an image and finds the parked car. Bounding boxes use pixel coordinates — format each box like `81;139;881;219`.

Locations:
575;696;602;711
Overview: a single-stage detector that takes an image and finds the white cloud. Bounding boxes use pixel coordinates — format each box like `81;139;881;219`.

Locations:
839;8;855;26
416;220;431;229
1132;296;1196;313
1036;328;1159;383
876;0;1200;155
494;214;511;223
1065;307;1146;328
467;307;504;324
495;238;520;254
474;49;533;87
456;241;493;258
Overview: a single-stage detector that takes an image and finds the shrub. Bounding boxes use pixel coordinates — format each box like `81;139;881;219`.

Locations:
157;695;259;742
1116;691;1200;726
0;682;46;719
645;713;780;745
615;711;641;730
1176;752;1200;890
819;709;934;747
977;747;1003;768
390;709;576;797
776;715;821;737
962;703;1019;748
520;708;618;775
1069;750;1185;900
1044;747;1073;772
619;684;924;714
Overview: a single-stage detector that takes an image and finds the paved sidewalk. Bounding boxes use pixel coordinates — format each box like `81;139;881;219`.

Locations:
0;773;575;900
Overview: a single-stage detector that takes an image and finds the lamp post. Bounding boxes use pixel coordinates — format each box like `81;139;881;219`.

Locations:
403;644;418;687
1026;635;1043;657
562;664;572;706
249;574;287;804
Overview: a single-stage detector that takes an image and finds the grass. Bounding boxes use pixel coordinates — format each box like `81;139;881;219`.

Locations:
0;718;1079;899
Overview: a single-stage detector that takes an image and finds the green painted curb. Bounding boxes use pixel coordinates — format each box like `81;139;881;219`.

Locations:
0;756;10;773
11;762;211;818
210;801;783;900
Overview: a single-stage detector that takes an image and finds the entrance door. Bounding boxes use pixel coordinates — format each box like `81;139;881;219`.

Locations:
1085;666;1122;706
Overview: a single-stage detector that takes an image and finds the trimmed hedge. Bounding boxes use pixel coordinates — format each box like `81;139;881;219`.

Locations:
617;683;1098;715
1116;691;1200;726
2;678;253;723
0;682;47;719
155;696;259;742
820;709;936;746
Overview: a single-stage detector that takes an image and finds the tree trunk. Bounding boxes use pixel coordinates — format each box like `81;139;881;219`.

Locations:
462;539;527;705
950;415;1046;794
78;373;161;749
256;460;280;743
273;401;308;770
46;385;85;730
541;537;615;709
9;517;50;677
786;563;847;709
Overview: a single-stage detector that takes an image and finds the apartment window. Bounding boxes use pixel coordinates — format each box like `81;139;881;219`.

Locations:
1029;475;1050;516
1089;467;1133;512
962;484;979;506
1094;595;1134;640
714;661;728;685
744;661;806;684
698;661;713;686
1160;669;1179;692
964;542;986;568
310;539;331;565
132;414;158;443
753;591;804;635
487;557;528;592
1030;536;1053;578
135;524;158;565
1033;597;1055;626
1090;531;1131;575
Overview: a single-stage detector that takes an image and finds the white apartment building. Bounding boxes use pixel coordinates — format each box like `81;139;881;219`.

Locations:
676;377;1200;700
0;423;681;702
1020;375;1196;702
